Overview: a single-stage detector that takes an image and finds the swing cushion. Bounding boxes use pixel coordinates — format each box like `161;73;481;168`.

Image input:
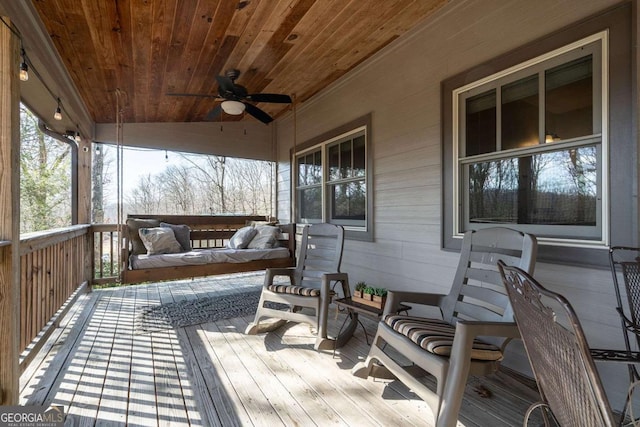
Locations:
127;218;161;255
247;225;281;249
139;227;183;255
228;226;258;249
160;222;192;252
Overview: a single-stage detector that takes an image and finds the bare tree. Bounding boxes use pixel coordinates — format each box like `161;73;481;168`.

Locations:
119;152;274;217
20;105;71;232
231;160;272;214
91;144;114;223
160;164;195;214
183;155;228;213
125;174;163;214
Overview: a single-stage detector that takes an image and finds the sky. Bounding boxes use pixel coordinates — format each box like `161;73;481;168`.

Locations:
121;147;173;193
101;145;185;202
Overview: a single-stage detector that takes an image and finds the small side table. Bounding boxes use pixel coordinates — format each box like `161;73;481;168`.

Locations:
333;297;411;347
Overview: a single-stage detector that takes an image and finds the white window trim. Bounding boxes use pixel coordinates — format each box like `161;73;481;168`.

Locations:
451;30;609;248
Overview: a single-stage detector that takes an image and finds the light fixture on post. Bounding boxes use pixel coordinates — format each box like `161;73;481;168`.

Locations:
66;129;81;142
19;48;28;81
54;98;62;120
220;100;245;115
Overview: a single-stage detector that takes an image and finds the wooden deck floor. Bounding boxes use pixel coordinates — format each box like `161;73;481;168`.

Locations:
20;273;540;426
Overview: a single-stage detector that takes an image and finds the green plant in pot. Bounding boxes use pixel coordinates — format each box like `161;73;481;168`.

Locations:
363;286;376;301
352;283;388;309
373;287;388;297
372;287;388;307
354;281;367;298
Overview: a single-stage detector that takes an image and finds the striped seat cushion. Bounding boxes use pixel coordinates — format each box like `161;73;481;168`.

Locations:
267;284;321;297
384;315;503;361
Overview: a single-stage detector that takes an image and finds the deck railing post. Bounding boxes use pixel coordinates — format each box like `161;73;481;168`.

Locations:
87;227;94;291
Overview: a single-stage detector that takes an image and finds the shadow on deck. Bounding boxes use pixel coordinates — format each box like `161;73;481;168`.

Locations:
20;272;541;426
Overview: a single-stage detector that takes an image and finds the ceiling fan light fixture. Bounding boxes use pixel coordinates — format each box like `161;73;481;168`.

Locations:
221;100;245;115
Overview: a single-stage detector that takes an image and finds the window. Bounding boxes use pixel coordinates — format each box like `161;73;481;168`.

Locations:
443;4;633;267
454;33;606;245
294;115;372;240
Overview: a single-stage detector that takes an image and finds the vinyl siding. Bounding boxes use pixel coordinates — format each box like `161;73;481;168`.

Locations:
275;0;634;410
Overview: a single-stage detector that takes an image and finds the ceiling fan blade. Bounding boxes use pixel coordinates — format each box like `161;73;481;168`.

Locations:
166;92;219;98
205;104;223;121
215;75;237;97
244;103;273;124
248;93;292;103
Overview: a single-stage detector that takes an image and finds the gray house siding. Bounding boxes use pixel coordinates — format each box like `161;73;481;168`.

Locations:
275;0;634;410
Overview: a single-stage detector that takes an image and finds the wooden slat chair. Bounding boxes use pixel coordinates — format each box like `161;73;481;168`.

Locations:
245;223;358;351
352;227;537;427
498;261;616;426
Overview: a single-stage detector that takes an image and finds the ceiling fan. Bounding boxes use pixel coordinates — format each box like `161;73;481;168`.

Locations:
167;69;292;124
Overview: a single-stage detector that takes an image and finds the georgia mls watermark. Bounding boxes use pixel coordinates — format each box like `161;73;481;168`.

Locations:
0;405;64;427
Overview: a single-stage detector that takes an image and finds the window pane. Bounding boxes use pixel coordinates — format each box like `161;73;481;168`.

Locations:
331;181;366;220
468;146;597;226
353;135;365;177
328;144;340;180
468;158;518;223
465;90;496;156
311;151;322;184
298;151;322;186
340;141;351;178
297;156;306;185
545;55;593;141
298;187;322;220
502;74;539;150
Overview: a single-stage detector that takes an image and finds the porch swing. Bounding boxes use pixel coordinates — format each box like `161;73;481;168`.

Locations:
112;93;296;285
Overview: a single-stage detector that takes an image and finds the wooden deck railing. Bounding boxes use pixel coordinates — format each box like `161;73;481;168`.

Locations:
91;223;120;285
19;225;92;370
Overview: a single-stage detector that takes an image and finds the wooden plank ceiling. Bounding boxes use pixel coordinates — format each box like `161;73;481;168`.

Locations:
32;0;449;124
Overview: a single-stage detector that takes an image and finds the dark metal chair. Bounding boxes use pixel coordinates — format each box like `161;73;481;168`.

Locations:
498;261;617;427
589;247;640;425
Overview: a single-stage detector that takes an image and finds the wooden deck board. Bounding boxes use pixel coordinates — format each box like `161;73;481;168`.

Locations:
176;327;227;427
200;320;285;425
66;292;121;425
153;329;191;426
127;284;159;427
20;273;540;426
225;315;346;425
259;317;432;426
20;290;95;398
218;317;321;426
95;286;135;426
